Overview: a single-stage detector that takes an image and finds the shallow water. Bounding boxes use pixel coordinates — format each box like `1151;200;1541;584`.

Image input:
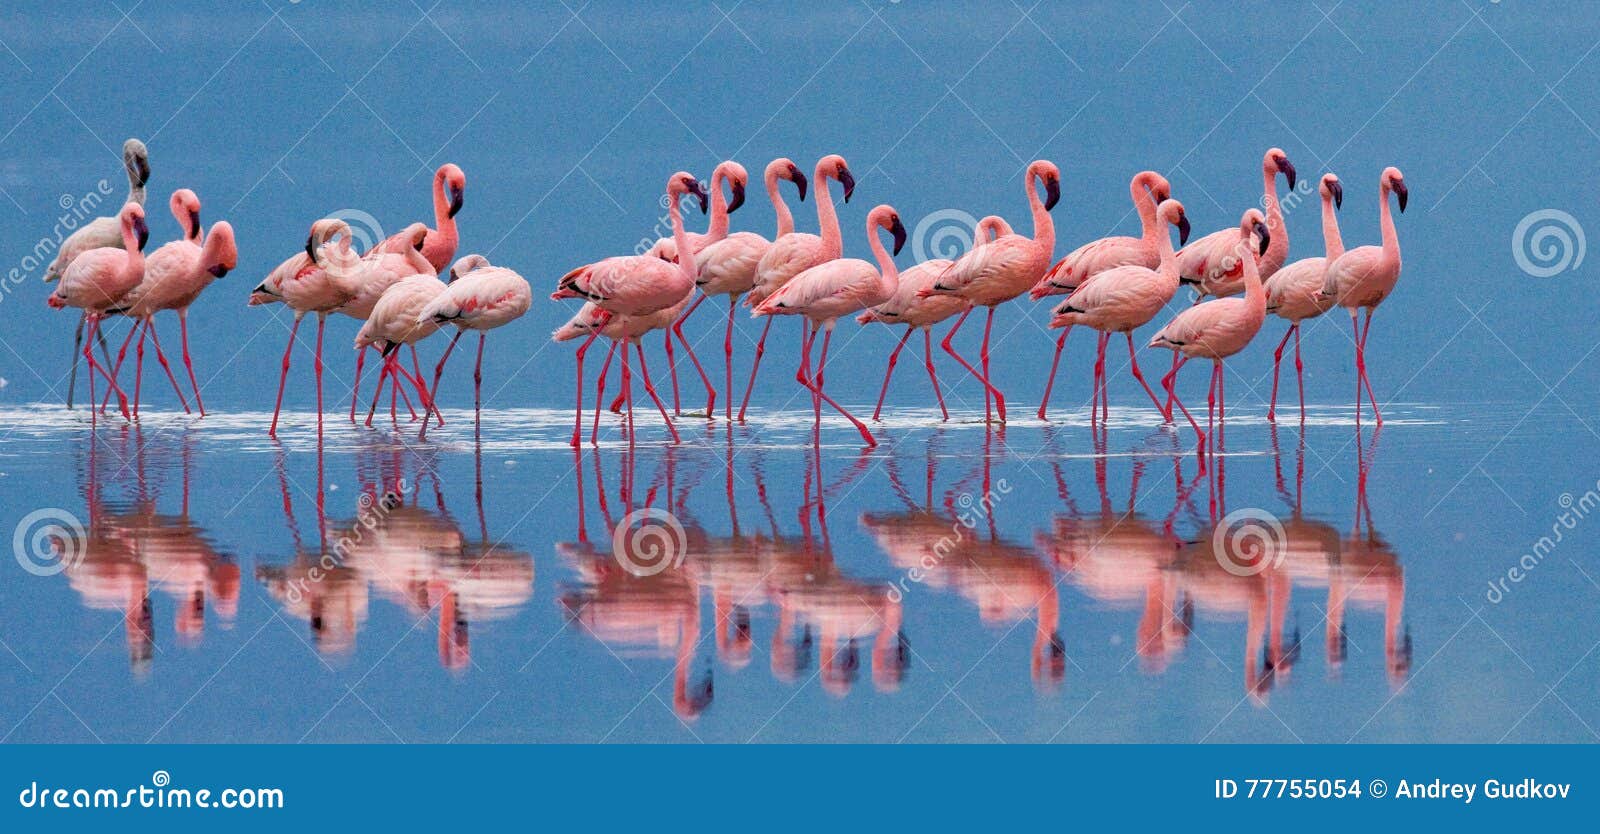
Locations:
1;400;1592;744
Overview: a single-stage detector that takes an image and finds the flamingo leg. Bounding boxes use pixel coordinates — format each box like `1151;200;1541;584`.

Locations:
738;316;773;422
313;313;326;436
940;308;1006;422
724;295;737;421
66;312;86;410
591;340;618;446
620;337;634;444
429;329;464;408
571;329;600;447
350;345;368;423
1161;353;1204;457
410;347;443;438
365;355;391;427
812;327;876;447
922;328;950;421
1093;332;1109;425
268;315;302;435
1267;325;1292;422
102;320;141;415
1037;327;1069;421
1294;324;1305;424
872;326;915;422
634;343;681;443
670;292;713;418
1217;360;1226;446
177;308;205;416
133;319;146;418
1359;308;1381;425
1124;332;1166;418
1206;361;1218;453
796;320;819;431
389;351;401;426
145;318;191;414
473;333;486;426
664;328;679;415
674;319;716;420
86;316;130;421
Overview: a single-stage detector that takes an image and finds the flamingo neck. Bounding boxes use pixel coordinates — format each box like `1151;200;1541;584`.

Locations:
1261;167;1288;268
1133;176;1160;245
1241;237;1265;312
669;192;696;284
1027;174;1054;257
1154;219;1179;281
126;168;146;207
814;163;842;257
1320;191;1345;263
767;170;794;237
867;221;899;300
431;172;459;255
120;219;144;279
1378;184;1400;266
706;170;731;243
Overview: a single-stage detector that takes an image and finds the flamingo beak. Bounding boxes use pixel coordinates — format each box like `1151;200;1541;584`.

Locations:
1277;156;1297;190
1253;220;1270;256
1044;176;1061;211
188;209;202;241
791;167;808;201
890;216;907;256
688;179;709;214
134;156;150;187
134;215;149;251
1177;214;1192;246
727;180;746;214
1393;180;1408;213
1329;179;1343;210
207;264;230;278
838;167;856;203
447;182;465;218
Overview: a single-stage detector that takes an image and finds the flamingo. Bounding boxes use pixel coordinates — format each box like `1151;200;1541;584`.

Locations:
1147;209;1271;465
1264;173;1345;422
738;154;853;422
1318;166;1407;425
753;204;907;447
46;202;149;421
673;159;808;420
553;172;706;316
1032;171;1174;419
104;189;237;417
1175;148;1296;299
336;223;436;422
856;254;968;422
419;254;533;430
1046;198;1192;420
355;272;448;435
917;159;1061;422
48;138;150;409
372;163;465;272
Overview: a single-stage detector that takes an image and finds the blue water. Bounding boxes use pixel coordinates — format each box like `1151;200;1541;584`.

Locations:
2;2;1598;743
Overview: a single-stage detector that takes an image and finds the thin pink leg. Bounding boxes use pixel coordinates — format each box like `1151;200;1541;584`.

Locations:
571;329;600;447
1294;325;1305;423
145;319;191;414
410;347;443;438
313;314;326;436
923;328;950;421
1359;308;1381;425
178;308;205;416
430;329;464;408
133;320;146;418
1161;354;1204;450
103;321;140;414
670;292;707;417
592;341;618;445
872;327;914;422
620;337;634;444
1124;332;1166;417
365;356;391;427
812;327;876;447
473;333;486;426
1267;325;1292;422
940;308;1005;421
634;343;680;443
1092;332;1108;425
351;345;368;423
724;296;736;421
87;317;131;421
674;319;716;419
738;316;773;422
981;307;1005;422
664;328;679;415
66;312;86;410
1037;327;1069;421
268;316;302;435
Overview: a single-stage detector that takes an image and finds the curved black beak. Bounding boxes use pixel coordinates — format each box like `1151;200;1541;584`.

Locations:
447;182;465;218
207;264;230;278
1043;176;1061;211
791;167;808;202
188;209;202;241
889;216;907;256
1393;180;1408;213
1177;214;1192;246
838;167;856;203
133;156;150;187
727;180;746;214
1329;179;1343;211
305;233;317;262
134;216;149;251
687;179;709;214
1277;156;1297;190
1253;220;1270;256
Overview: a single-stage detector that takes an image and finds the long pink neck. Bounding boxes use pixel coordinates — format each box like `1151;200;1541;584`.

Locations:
1027;174;1054;258
1154;218;1178;281
814;163;842;257
705;170;731;243
1378;184;1400;268
1261;167;1288;269
1133;176;1160;246
120;218;144;279
867;221;899;300
1321;191;1345;263
431;173;459;255
669;192;695;284
1242;233;1265;312
767;171;794;237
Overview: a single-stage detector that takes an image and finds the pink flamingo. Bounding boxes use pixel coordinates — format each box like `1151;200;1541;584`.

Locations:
1318;167;1407;425
419;254;533;429
355;272;448;435
104;189;237;417
738;154;853;422
553;172;706;316
1263;173;1345;422
1175;148;1296;299
674;159;808;420
1148;209;1271;465
372;163;465;272
48;139;148;410
1032;171;1174;419
917;159;1061;422
754;204;907;447
46;202;149;421
337;223;436;422
1047;199;1192;419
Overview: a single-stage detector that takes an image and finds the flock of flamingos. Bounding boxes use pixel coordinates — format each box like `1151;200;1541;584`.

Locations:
43;140;1407;463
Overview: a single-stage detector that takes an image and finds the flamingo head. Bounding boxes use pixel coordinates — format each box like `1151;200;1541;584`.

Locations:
440;163;466;218
869;205;906;256
1265;147;1297;190
1159;199;1190;246
122;138;150;188
552;304;608;342
171;188;202;241
669;171;708;214
1382;166;1407;213
1239;208;1270;257
714;160;749;213
1136;170;1172;204
1029;160;1061;211
1320;173;1343;210
449;254;490;283
819;154;853;202
766;157;808;202
204;221;238;278
119;202;149;251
